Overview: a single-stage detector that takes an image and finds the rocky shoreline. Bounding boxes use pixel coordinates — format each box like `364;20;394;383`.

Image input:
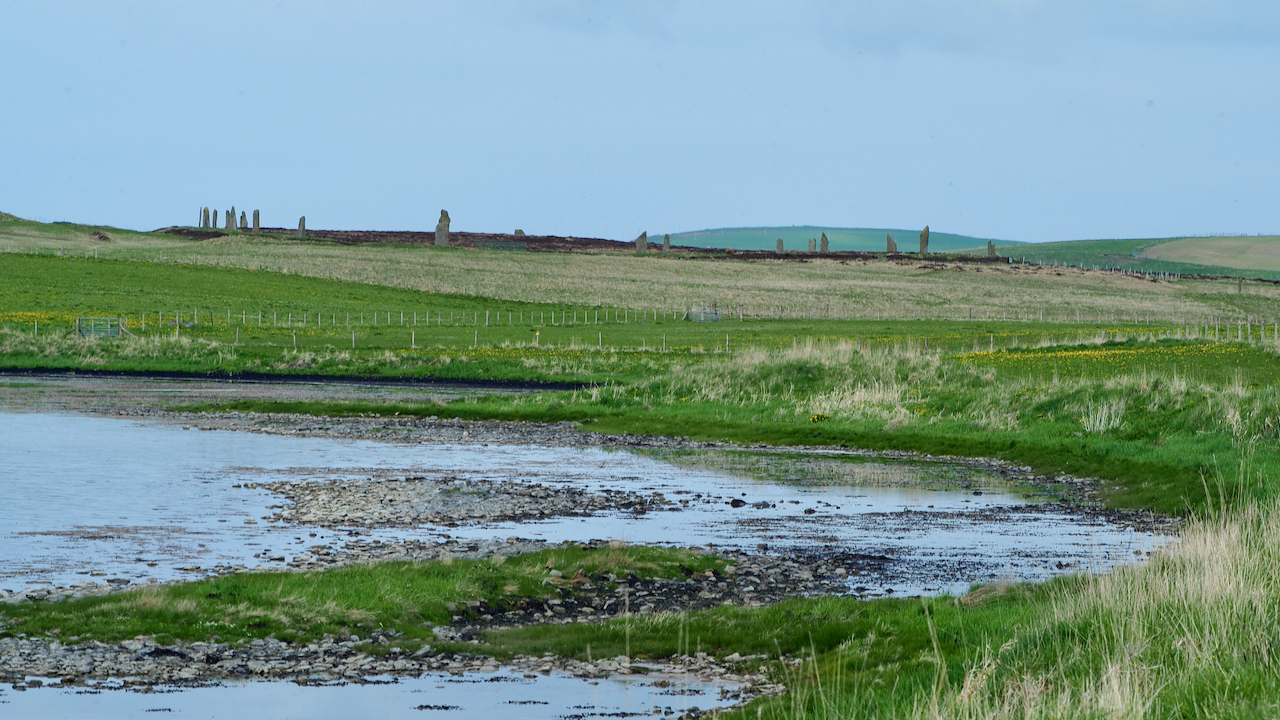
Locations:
0;542;861;697
184;410;1177;535
0;635;785;710
242;474;673;528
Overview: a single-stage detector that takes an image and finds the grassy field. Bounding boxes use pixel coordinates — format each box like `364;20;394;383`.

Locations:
7;214;1280;324
1142;235;1280;272
664;225;1014;253
975;235;1280;282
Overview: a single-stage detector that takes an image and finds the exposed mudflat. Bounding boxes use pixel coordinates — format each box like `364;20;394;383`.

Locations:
243;475;673;528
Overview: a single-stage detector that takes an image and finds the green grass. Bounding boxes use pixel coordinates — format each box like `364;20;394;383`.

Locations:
4;253;1200;384
0;546;722;650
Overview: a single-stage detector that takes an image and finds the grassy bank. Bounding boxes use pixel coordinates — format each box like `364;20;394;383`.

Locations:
0;546;721;652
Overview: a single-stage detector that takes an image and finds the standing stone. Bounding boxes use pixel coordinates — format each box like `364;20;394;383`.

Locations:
225;210;234;231
886;234;897;253
987;240;996;258
808;238;817;252
820;233;829;253
636;231;648;254
239;211;248;230
253;209;260;232
230;206;237;232
297;216;306;238
919;226;930;255
776;238;784;253
435;210;451;246
202;207;210;228
514;229;526;236
663;234;670;253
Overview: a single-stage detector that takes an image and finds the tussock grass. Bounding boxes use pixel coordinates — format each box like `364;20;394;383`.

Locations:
751;502;1280;719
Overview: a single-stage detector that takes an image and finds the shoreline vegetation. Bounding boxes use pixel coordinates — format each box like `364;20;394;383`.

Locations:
4;504;1276;717
6;215;1280;716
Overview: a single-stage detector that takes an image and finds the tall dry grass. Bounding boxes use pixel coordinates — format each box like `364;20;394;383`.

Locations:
921;501;1280;719
621;339;1280;450
0;326;237;365
762;501;1280;719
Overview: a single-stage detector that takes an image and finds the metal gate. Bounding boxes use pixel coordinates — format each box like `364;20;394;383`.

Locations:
76;317;123;338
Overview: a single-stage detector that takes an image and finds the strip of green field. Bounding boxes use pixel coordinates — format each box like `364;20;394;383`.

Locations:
663;225;1015;253
986;235;1280;281
0;546;721;650
3;254;1194;384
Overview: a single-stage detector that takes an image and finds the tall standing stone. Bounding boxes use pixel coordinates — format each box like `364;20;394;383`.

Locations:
808;238;817;252
663;234;670;253
230;207;237;232
297;216;306;238
225;210;234;231
776;238;784;253
636;231;648;254
239;211;248;230
253;209;260;233
202;207;210;228
919;226;930;255
987;240;996;258
820;233;829;253
435;210;450;246
886;234;896;253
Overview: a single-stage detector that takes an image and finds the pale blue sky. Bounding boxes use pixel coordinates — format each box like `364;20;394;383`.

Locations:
2;1;1277;241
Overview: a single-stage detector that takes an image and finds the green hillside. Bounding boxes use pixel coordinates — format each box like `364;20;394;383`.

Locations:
664;226;1016;253
983;236;1280;281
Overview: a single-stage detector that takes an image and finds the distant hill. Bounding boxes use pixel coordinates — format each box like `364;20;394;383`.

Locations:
972;235;1280;281
664;226;1018;253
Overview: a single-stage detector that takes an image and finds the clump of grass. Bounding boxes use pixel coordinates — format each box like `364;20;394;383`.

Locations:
0;326;236;366
736;500;1280;720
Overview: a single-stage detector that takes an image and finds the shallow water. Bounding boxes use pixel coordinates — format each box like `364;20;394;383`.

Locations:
0;670;738;719
0;412;1166;597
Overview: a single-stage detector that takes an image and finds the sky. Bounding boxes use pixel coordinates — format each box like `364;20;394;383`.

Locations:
1;1;1277;242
